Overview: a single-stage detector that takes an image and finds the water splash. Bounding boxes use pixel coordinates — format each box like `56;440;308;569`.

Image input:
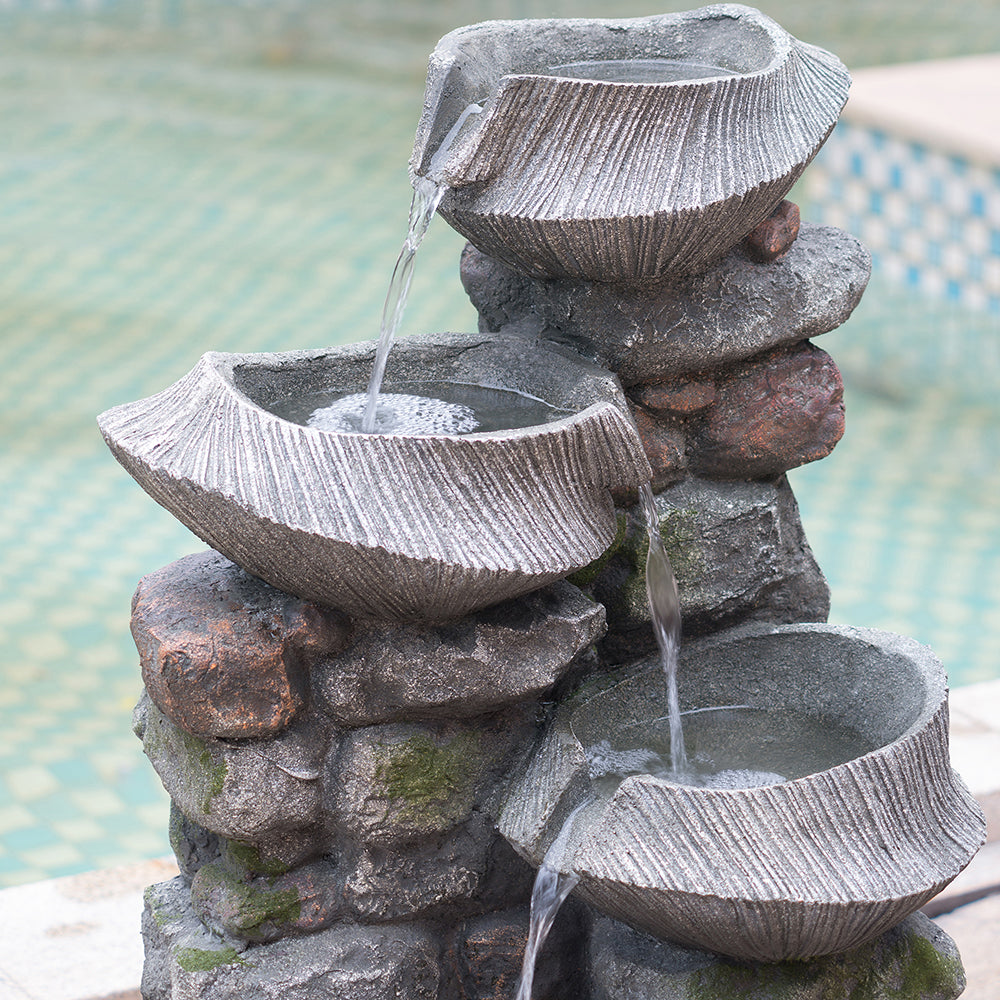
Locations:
361;102;482;433
639;482;688;775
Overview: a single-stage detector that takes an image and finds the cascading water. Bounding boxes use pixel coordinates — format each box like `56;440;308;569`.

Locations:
513;799;587;1000
638;482;688;775
514;483;690;1000
359;102;483;433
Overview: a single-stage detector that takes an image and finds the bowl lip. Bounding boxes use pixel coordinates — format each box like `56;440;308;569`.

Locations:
199;331;641;446
563;622;948;796
495;6;792;90
432;5;792;92
413;3;833;185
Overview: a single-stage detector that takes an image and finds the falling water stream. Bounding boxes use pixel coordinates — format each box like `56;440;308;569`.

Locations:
513;482;689;999
638;481;688;775
360;102;483;433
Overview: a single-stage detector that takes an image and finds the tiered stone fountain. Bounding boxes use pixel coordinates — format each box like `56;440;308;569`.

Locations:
99;6;984;999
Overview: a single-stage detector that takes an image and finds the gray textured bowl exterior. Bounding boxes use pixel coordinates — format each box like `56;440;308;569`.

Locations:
412;5;850;284
499;624;986;961
98;332;651;622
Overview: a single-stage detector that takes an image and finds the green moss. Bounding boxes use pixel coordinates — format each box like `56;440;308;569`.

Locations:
237;884;301;932
686;959;801;1000
177;728;228;814
896;932;963;999
144;886;175;930
222;839;293;878
375;731;481;823
684;925;963;1000
192;863;302;934
567;511;629;588
175;946;248;973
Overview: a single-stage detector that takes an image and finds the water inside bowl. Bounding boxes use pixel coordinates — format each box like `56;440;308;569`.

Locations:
265;381;574;435
547;58;738;84
585;705;879;791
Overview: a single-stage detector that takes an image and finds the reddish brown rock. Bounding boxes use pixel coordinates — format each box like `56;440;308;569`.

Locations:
630;407;688;491
690;341;845;480
743;199;801;262
631;377;716;415
132;551;351;739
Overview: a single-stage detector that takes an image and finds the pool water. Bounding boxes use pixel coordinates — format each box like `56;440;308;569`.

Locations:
0;0;998;887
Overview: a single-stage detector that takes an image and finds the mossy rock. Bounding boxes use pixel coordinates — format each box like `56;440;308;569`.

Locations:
589;912;965;1000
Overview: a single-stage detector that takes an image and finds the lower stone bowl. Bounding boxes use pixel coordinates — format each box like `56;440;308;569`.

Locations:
499;623;986;961
98;332;650;622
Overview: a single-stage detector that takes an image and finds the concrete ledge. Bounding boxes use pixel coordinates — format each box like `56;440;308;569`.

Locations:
845;55;1000;167
0;858;178;1000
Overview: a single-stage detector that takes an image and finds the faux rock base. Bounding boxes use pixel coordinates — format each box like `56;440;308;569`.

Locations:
142;876;589;1000
576;476;829;656
588;912;965;1000
141;877;964;1000
460;224;870;386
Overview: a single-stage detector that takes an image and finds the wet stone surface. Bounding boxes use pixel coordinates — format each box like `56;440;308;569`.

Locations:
461;224;870;386
132;550;351;739
578;476;829;656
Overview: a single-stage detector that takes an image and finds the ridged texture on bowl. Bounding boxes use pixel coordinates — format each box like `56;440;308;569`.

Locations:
499;624;986;961
98;333;650;622
412;5;850;284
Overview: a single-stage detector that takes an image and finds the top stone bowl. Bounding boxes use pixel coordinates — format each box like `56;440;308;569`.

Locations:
98;332;650;623
411;4;850;285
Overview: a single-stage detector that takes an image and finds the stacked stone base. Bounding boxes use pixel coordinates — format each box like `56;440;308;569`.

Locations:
141;878;964;1000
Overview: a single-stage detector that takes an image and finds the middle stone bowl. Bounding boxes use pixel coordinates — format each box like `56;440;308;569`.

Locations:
98;332;650;622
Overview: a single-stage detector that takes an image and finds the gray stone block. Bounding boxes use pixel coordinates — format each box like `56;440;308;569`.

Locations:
461;225;871;386
325;709;535;849
340;811;520;923
313;580;605;725
135;694;326;841
142;877;440;1000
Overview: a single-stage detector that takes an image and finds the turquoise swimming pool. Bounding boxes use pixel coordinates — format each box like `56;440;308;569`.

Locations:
1;0;998;887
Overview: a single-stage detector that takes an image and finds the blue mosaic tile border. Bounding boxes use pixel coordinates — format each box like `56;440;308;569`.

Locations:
807;120;1000;315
